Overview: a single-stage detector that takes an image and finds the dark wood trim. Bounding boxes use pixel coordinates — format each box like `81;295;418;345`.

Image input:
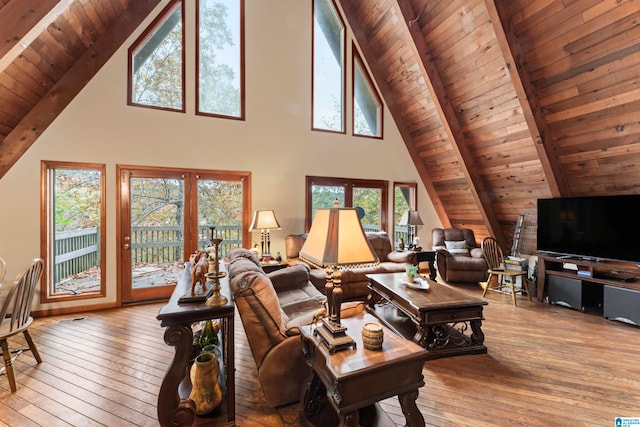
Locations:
351;41;384;139
0;0;162;180
126;0;186;113
40;161;107;304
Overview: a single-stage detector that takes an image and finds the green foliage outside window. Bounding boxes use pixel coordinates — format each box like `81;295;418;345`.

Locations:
54;169;101;232
132;4;183;110
198;0;242;117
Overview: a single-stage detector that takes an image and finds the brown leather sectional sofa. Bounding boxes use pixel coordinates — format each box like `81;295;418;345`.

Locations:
227;248;326;407
285;231;417;301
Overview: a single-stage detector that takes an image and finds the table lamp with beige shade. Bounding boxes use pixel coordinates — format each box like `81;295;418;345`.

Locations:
249;209;281;262
300;207;379;353
399;210;424;249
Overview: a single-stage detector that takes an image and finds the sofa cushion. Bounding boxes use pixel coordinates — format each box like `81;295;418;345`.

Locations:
228;257;262;279
365;231;393;262
445;240;470;256
228;247;261;267
433;228;478;250
446;254;487;270
230;270;289;336
268;263;312;291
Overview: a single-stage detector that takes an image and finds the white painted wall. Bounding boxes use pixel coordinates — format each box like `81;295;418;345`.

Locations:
0;0;441;312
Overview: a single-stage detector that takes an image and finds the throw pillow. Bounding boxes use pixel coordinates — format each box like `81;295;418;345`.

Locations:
444;240;470;256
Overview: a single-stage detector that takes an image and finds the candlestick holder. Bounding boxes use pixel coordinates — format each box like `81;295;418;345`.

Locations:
205;236;227;306
205;276;227;306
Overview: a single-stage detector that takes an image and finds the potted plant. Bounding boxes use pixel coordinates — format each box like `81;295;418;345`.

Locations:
405;264;419;283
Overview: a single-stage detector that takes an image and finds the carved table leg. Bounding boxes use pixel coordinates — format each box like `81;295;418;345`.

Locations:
341;410;360;427
302;372;326;418
413;323;428;347
470;319;485;345
158;324;195;427
428;259;436;280
399;389;425;427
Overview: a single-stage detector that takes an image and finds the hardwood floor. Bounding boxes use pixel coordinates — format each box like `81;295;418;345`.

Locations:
1;283;639;426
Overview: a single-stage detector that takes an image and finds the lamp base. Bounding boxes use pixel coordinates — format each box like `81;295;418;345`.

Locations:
321;317;346;333
315;320;356;354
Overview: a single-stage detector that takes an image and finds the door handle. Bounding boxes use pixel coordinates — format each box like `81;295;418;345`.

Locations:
124;243;130;250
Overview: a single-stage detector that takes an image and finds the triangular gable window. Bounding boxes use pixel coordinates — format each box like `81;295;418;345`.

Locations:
353;45;383;138
128;0;185;112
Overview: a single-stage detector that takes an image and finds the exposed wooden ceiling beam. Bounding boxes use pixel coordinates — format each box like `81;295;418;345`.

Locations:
0;0;162;179
485;0;569;198
0;0;70;74
338;0;452;229
393;0;507;248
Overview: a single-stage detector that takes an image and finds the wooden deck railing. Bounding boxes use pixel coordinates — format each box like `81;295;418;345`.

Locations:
54;224;403;282
54;225;242;283
54;228;100;283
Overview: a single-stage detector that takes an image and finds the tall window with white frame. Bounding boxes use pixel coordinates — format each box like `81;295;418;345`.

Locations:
41;161;106;303
353;44;383;138
312;0;345;132
197;0;244;119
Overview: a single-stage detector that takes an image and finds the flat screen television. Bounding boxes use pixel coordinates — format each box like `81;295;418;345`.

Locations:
537;195;640;263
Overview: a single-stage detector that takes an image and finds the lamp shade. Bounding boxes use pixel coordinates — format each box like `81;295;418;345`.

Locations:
300;208;379;267
399;210;424;226
249;210;281;231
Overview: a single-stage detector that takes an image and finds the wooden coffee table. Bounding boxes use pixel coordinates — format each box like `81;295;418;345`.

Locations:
299;313;429;427
366;272;487;360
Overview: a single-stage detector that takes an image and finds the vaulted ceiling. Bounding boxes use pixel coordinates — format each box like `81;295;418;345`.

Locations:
2;0;640;253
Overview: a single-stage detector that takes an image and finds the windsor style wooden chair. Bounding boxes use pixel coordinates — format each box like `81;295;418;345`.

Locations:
481;237;531;306
0;258;44;392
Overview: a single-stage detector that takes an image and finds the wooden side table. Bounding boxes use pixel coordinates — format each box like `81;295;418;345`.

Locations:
300;313;429;427
156;267;235;427
261;260;288;273
414;250;436;280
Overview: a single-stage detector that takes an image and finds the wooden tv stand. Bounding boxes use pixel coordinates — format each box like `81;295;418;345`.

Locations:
537;254;640;303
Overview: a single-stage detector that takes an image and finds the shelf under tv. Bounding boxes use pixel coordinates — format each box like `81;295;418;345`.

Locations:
537;254;640;327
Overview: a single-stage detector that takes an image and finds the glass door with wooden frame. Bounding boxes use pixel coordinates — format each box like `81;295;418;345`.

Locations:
118;166;250;304
119;168;191;303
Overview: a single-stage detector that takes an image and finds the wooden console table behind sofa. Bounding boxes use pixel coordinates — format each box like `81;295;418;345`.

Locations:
156;264;235;426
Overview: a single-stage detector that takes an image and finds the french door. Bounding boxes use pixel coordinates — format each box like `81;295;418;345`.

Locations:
118;165;250;303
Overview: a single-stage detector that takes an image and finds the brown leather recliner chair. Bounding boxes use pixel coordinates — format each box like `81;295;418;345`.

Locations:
227;248;326;407
432;228;489;283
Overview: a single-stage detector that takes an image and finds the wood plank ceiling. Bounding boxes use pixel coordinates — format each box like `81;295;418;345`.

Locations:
0;0;160;178
1;0;640;253
339;0;640;252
